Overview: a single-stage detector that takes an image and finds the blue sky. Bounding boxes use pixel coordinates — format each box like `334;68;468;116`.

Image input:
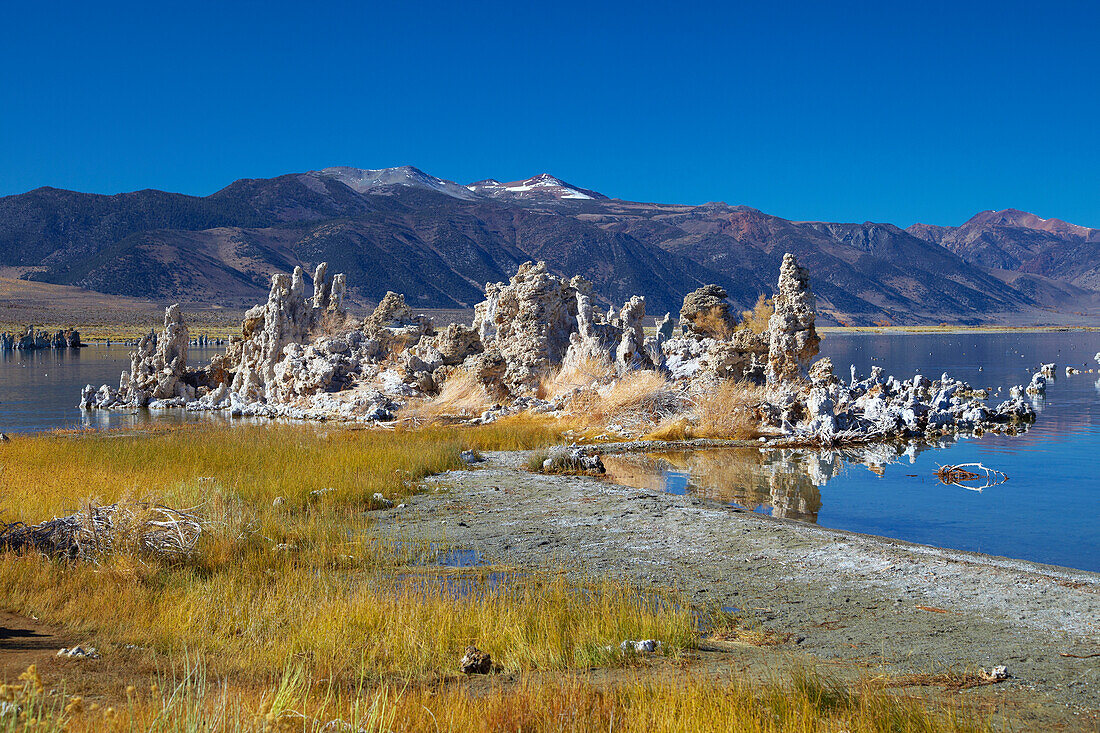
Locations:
1;0;1097;227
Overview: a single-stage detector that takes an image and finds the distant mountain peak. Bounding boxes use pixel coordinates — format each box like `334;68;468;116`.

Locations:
308;165;478;200
964;208;1097;239
467;173;607;201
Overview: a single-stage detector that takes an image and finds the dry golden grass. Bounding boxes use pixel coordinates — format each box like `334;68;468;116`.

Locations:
1;553;694;680
689;305;734;339
738;294;775;335
0;424;464;520
404;369;494;422
0;422;695;684
704;608;791;647
640;381;768;441
0;421;565;522
540;354;614;400
0;424;993;731
641;417;695;442
694;380;768;439
5;662;986;732
562;370;687;434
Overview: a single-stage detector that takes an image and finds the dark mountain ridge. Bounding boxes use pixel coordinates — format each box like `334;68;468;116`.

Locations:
907;209;1100;294
1;168;1096;324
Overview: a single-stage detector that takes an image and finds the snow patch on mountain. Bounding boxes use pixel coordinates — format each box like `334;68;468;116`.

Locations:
468;174;607;201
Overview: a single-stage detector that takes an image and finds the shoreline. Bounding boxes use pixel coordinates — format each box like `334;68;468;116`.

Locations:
591;439;1100;579
820;325;1100;334
376;449;1100;718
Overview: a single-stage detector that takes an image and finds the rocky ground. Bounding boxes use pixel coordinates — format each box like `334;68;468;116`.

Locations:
374;448;1100;730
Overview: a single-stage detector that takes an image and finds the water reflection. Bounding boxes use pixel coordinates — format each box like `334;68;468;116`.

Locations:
0;345;251;433
603;440;957;524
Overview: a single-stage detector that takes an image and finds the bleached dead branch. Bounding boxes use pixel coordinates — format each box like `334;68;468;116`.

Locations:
0;502;203;561
934;462;1008;491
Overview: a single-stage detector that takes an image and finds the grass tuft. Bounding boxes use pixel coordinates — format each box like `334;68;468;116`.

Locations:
693;380;767;439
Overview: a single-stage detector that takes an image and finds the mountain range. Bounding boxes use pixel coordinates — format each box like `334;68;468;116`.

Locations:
1;165;1097;325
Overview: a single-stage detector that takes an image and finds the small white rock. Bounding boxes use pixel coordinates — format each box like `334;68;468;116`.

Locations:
620;639;661;653
57;646;100;659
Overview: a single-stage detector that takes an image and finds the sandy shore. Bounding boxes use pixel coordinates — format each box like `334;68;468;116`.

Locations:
374;448;1100;726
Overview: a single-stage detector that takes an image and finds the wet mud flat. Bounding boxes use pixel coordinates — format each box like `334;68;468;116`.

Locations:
374;449;1100;726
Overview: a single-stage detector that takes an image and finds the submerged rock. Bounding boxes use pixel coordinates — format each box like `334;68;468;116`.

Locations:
1025;371;1047;396
786;365;1035;444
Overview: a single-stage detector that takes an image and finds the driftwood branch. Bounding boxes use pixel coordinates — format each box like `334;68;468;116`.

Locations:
0;502;203;561
934;463;1008;491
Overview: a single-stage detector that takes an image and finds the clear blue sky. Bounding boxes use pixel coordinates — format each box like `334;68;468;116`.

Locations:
1;0;1097;227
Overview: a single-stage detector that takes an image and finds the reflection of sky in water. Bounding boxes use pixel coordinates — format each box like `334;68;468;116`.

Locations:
439;547;482;567
664;471;690;495
605;331;1100;573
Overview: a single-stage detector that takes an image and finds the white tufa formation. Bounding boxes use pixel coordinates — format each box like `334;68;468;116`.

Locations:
228;264;348;402
766;253;820;383
76;255;1037;442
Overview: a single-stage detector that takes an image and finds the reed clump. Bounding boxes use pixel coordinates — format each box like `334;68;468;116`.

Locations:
404;369;494;423
738;294;775;335
693;380;768;439
561;370;688;434
541;354;615;400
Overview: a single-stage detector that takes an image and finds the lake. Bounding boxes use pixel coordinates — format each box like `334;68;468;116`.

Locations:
0;345;234;433
2;333;1099;571
606;331;1100;572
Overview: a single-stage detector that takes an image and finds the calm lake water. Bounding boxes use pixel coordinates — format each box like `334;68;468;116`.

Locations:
2;333;1099;571
0;345;232;432
607;331;1100;572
